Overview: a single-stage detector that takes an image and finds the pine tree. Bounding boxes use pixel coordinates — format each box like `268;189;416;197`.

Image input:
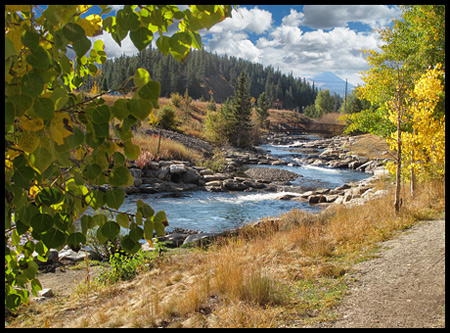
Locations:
231;72;253;148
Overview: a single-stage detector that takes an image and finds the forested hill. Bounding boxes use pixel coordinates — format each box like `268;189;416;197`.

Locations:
91;47;319;110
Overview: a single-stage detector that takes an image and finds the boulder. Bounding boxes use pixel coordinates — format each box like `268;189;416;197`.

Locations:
38;288;54;298
223;179;248;191
309;195;327;204
156;166;170;180
169;164;186;174
182;169;200;184
182;233;214;245
156;233;189;248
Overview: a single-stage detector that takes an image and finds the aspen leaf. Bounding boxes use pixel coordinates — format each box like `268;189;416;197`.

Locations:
18;132;39;153
20;115;44;132
50;113;73;145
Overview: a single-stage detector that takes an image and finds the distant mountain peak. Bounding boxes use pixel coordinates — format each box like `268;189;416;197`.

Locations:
306;71;354;97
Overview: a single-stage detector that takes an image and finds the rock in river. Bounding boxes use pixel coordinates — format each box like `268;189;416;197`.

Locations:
245;167;300;182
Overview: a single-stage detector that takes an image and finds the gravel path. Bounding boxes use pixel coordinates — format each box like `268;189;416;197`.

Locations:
317;216;445;328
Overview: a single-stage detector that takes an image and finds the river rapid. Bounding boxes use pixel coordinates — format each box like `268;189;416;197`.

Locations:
120;135;371;233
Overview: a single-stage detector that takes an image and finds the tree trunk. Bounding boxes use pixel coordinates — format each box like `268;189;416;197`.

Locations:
394;105;402;214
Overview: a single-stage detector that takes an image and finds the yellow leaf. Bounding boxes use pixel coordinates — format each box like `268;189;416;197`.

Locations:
20;115;44;132
6;29;24;54
18;132;39;153
29;185;40;199
6;5;31;12
50;113;73;145
78;15;102;37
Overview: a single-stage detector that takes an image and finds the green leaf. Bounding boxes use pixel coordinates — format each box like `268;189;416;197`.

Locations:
143;219;154;241
168;32;192;62
33;97;54;121
7;94;32;117
30;214;54;234
129;223;144;242
65;127;85;149
116;7;140;32
93;122;109;138
85;190;106;210
35;188;64;206
120;235;141;254
130;26;153;51
153;211;168;236
140;204;155;218
113;152;126;165
109;165;130;187
156;35;170;56
100;221;120;239
83;163;102;180
133;68;150;88
63;22;86;41
26;45;51;70
21;71;44;97
92;105;111;124
31;147;53;173
73;36;91;57
41;228;66;249
66;232;86;247
21;30;40;50
31;279;42;297
116;213;129;228
106;188;125;209
123;139;140;160
81;215;95;235
128;98;152;121
138;80;160;108
13;166;35;188
112;98;129;120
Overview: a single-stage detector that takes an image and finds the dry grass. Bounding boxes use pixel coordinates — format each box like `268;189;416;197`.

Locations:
8;177;444;328
343;133;393;160
132;131;202;164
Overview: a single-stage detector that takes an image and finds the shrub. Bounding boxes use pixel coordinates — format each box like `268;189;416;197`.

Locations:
170;92;182;108
157;105;178;130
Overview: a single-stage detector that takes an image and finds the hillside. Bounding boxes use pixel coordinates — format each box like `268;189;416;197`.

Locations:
86;48;320;110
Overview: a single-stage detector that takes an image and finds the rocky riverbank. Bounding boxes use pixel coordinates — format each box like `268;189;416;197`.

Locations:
27;131;394;283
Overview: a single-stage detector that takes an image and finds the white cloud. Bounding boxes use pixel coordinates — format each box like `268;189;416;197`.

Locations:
281;8;304;27
203;5;389;86
300;5;401;30
90;32;139;59
209;6;273;34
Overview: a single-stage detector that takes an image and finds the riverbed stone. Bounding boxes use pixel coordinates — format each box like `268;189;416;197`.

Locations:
223;179;248;191
169;163;186;174
182;169;200;184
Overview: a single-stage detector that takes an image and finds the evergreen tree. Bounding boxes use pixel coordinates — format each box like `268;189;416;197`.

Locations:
256;92;271;128
231;72;253;148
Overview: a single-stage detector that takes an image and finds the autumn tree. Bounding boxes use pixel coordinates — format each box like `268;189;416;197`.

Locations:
5;4;233;312
355;5;445;213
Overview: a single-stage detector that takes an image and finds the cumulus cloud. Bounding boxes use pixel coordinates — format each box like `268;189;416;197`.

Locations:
203;6;393;85
300;5;401;30
209;6;273;34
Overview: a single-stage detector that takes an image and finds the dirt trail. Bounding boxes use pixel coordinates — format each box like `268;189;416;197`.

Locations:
316;215;445;328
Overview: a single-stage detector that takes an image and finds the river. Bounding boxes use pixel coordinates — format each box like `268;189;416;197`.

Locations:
119;135;371;233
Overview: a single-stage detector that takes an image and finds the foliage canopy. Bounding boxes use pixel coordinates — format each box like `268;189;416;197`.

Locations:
5;4;233;312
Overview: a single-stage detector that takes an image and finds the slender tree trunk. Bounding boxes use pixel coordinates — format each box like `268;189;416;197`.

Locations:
394;99;402;214
410;127;416;197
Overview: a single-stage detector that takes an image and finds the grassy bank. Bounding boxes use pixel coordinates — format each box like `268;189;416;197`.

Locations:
7;177;444;328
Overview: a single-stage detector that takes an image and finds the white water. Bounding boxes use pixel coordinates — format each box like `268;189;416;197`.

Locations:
121;137;371;233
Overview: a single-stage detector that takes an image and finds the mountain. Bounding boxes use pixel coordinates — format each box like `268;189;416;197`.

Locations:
308;71;354;97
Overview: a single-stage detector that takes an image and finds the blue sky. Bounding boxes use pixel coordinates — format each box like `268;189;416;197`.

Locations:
36;5;402;86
